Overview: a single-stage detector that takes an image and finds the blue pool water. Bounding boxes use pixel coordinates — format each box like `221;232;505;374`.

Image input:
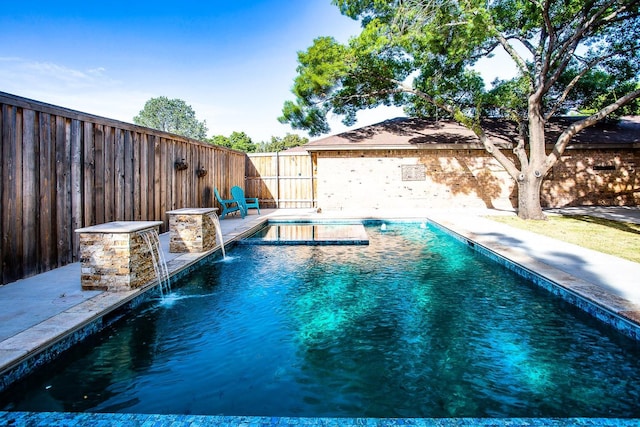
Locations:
2;223;640;417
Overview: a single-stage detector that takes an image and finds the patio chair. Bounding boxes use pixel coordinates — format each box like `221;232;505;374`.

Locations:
214;187;242;219
231;186;261;217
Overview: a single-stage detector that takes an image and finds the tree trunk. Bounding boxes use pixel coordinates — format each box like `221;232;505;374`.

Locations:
516;101;547;220
516;173;545;219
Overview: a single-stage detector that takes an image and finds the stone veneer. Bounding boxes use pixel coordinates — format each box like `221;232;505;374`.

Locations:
167;208;219;253
75;221;164;292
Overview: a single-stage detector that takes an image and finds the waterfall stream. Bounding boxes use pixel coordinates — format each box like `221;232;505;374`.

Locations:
208;211;226;259
139;228;171;297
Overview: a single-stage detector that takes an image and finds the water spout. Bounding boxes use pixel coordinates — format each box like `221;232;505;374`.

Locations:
139;228;171;297
208;211;226;258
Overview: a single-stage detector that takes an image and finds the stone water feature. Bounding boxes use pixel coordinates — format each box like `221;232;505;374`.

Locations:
166;208;221;253
75;221;164;292
75;209;224;294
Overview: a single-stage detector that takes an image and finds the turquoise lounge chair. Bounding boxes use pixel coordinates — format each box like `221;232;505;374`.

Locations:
214;188;241;219
231;186;260;217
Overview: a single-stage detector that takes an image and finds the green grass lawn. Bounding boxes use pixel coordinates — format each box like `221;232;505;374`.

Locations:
487;214;640;263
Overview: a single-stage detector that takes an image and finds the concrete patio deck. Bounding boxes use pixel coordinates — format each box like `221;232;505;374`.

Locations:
0;206;639;424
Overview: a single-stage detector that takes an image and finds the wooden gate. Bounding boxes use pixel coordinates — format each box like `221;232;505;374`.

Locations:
246;152;315;208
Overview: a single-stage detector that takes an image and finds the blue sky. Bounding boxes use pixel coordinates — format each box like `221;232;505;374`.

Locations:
0;1;513;142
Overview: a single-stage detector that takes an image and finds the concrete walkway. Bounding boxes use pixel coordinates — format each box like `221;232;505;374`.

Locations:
1;206;639;390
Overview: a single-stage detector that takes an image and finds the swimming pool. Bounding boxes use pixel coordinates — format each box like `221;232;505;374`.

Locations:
2;222;640;418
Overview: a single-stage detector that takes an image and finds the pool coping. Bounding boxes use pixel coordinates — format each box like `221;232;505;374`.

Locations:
1;411;639;426
2;208;640;424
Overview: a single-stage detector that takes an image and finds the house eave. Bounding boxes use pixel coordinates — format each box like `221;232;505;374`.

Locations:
305;143;511;152
305;142;639;152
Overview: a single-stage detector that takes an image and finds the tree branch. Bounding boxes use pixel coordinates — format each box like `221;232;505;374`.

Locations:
593;0;640;27
553;0;637;69
544;88;640;170
541;0;624;95
544;44;639;120
513;120;530;169
491;28;531;82
510;35;536;56
390;79;522;179
539;0;557;82
469;41;501;62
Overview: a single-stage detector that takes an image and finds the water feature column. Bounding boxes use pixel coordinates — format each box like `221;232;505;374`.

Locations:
75;221;164;292
166;208;220;253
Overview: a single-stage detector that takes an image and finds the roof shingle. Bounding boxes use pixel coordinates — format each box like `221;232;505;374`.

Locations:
304;116;640;151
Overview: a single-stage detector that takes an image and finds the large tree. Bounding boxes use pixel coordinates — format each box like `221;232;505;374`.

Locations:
208;131;258;152
280;0;640;219
257;133;309;152
134;96;208;140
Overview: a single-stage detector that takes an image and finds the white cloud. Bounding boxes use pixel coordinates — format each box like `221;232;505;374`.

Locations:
1;58;117;90
26;61;87;81
0;57;145;123
88;67;106;75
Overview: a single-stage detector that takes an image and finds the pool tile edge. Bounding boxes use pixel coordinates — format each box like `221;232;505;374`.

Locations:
1;412;638;426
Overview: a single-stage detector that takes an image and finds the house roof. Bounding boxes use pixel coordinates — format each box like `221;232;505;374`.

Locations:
304;116;640;151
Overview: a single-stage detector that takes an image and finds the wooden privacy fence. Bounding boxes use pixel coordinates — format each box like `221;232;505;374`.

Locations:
0;92;245;285
246;152;315;208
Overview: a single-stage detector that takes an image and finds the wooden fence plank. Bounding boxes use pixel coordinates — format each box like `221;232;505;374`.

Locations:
173;141;182;210
93;125;105;224
55;116;71;266
103;126;115;222
127;131;137;221
70;119;82;261
14;109;24;278
2;105;22;282
39;113;55;272
158;138;166;228
1;105;11;281
114;128;125;221
201;146;213;207
83;123;95;228
139;133;149;221
22;109;38;276
152;135;161;223
185;143;193;207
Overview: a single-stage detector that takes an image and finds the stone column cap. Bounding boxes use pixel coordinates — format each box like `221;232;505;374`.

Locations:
75;221;164;233
166;208;219;215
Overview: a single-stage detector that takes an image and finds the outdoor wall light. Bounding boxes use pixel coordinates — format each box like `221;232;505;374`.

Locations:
196;166;208;178
175;159;189;171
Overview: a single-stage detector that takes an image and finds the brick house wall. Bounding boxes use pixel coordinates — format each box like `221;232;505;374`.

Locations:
311;146;640;211
543;147;640;207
